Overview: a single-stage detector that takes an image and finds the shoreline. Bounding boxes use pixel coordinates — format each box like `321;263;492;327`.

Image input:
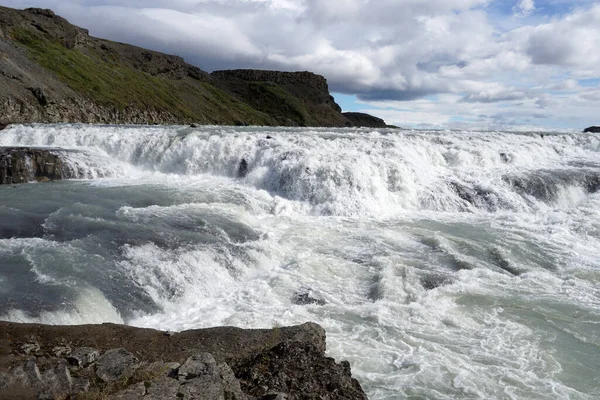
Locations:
0;321;368;399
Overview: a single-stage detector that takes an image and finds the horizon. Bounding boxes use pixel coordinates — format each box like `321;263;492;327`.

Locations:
2;0;599;131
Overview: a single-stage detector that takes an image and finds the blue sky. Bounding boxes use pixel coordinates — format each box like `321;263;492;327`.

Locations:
2;0;599;130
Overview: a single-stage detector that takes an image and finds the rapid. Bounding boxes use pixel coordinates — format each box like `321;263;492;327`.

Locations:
0;124;599;399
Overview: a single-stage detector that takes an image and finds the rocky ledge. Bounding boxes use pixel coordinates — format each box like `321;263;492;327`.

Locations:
0;147;75;184
583;126;600;133
0;321;368;400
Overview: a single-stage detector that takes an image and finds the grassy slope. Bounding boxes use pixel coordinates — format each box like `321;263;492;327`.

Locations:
10;26;274;125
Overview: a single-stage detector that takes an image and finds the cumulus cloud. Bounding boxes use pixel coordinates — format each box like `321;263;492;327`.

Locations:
1;0;599;129
513;0;535;17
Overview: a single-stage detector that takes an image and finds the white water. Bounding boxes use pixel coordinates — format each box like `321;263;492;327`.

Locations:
1;124;599;399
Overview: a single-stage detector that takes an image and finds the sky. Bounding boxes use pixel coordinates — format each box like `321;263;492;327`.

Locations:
3;0;600;130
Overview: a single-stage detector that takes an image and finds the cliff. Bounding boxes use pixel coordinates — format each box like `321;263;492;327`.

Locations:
0;6;387;128
0;321;368;399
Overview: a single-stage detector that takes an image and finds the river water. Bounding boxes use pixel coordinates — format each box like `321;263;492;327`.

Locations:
0;124;599;399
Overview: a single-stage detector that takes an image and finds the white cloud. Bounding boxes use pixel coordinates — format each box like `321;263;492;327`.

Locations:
1;0;599;129
514;0;535;17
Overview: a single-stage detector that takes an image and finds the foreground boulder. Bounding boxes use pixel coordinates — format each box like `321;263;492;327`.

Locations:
583;126;600;133
0;321;368;399
0;147;73;184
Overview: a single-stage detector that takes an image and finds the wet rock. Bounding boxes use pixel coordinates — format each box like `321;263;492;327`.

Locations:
420;273;452;290
237;158;249;178
67;346;100;367
0;123;8;131
95;348;139;382
219;362;247;400
583;126;600;133
266;135;273;139
190;123;198;128
0;147;73;184
292;287;326;306
499;152;512;163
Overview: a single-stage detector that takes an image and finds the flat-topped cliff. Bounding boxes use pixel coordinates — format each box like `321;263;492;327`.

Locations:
0;6;388;128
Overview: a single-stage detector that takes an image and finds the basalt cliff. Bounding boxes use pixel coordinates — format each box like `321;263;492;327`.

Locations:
0;6;389;128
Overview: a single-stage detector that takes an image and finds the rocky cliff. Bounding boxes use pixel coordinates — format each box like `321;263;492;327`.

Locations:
0;6;387;128
0;321;368;400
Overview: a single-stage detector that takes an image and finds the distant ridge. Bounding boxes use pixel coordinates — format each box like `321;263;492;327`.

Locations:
0;6;389;128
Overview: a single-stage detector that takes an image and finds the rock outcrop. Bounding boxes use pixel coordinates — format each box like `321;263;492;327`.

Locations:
342;112;388;128
0;6;387;128
583;126;600;133
0;321;368;400
0;147;74;184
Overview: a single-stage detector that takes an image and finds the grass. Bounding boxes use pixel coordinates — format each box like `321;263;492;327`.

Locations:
9;27;275;125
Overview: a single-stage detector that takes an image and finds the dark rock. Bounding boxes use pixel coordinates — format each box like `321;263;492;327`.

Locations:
266;135;273;139
0;147;73;184
292;287;326;306
258;394;288;400
95;348;139;383
0;123;7;130
342;112;387;128
67;347;100;367
237;158;249;178
190;123;198;128
27;87;48;106
499;152;512;163
583;126;600;133
420;273;452;290
0;322;367;399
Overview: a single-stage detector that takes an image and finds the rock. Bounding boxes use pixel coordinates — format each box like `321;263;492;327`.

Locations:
342;112;387;128
20;342;40;355
179;353;219;381
40;361;72;399
0;123;7;130
144;378;180;399
292;287;327;306
178;353;225;399
52;345;71;357
112;382;147;399
420;273;452;290
0;321;368;399
95;348;139;383
67;347;100;367
499;152;512;163
190;123;198;128
237;158;249;178
0;147;72;184
27;87;48;106
583;126;600;133
266;135;273;139
219;363;247;400
258;394;288;400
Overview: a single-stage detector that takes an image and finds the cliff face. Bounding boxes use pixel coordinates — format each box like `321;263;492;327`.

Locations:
0;6;386;128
